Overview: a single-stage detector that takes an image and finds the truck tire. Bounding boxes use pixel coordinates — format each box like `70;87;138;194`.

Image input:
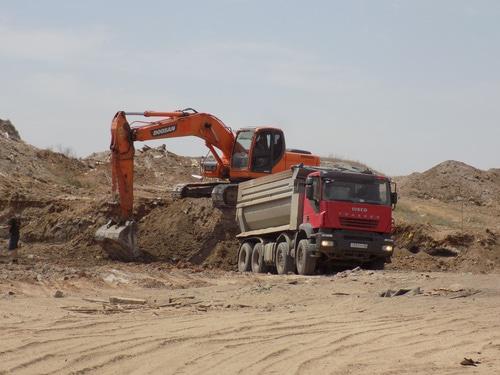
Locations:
238;242;252;272
251;243;267;273
276;242;293;275
296;239;316;275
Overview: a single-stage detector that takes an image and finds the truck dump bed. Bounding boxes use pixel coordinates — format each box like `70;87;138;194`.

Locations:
236;167;310;238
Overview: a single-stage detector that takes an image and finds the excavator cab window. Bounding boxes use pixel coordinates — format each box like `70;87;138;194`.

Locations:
273;132;284;161
251;129;284;173
252;132;272;172
231;130;254;169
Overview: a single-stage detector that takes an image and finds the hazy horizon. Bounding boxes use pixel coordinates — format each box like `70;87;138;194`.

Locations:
1;0;499;176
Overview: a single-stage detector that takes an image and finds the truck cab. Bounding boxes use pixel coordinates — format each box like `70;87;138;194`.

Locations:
302;169;397;267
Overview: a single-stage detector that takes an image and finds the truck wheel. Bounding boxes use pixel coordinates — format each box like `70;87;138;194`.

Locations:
296;239;316;275
238;242;252;272
251;243;267;273
276;242;293;275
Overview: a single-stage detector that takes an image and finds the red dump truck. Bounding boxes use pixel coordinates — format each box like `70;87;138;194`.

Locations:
236;166;398;275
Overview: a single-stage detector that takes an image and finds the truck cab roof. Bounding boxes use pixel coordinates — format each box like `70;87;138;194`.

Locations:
296;165;390;182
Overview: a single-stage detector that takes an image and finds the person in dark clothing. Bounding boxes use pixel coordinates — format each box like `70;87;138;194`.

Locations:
7;217;20;259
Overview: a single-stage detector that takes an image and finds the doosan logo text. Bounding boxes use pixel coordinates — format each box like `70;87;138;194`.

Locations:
151;125;176;137
352;207;368;213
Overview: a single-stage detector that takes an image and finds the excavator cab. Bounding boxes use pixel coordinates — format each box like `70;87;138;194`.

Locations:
231;128;285;177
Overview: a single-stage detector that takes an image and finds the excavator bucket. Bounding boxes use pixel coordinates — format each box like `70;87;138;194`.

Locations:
95;220;140;261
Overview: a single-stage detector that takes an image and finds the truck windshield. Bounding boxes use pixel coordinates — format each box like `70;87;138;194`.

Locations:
323;178;391;206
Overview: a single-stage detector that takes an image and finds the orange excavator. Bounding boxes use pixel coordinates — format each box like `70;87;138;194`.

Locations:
95;108;319;260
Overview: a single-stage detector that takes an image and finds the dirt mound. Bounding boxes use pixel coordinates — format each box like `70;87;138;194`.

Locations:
0;121;95;247
0;119;21;141
391;222;499;273
84;144;200;194
397;160;500;207
0;121;90;205
2;118;499;274
0;127;376;273
138;198;239;269
0;119;237;269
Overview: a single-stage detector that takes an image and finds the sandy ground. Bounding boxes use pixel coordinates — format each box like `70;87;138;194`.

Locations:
1;264;499;375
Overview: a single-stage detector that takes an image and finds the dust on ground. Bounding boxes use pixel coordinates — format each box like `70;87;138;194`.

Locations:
1;265;499;374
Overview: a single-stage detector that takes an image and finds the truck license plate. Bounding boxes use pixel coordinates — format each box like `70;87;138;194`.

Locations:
350;243;368;249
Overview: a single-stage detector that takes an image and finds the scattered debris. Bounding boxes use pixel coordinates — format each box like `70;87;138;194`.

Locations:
379;287;421;297
234;303;251;308
61;304;143;315
82;297;108;304
53;290;64;298
448;283;464;292
425;287;480;299
425;247;459;257
460;358;480;367
449;290;480;299
252;283;274;293
109;296;147;305
170;295;196;301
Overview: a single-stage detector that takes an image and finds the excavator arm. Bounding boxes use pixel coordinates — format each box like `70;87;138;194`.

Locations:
110;109;235;221
96;109;236;260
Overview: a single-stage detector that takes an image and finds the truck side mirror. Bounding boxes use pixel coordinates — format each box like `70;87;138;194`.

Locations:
305;183;314;200
391;192;398;206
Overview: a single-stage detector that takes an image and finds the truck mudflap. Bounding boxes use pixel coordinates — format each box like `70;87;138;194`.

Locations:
311;230;393;262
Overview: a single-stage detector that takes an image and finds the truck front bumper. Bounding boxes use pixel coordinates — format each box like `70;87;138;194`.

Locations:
310;230;394;262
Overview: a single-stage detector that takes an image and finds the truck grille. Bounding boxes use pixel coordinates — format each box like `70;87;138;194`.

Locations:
340;217;379;229
344;235;373;242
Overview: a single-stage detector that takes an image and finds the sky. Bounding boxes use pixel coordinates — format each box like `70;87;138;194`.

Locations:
1;0;499;176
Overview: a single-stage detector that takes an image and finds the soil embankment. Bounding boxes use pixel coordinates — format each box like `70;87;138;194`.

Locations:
1;119;499;273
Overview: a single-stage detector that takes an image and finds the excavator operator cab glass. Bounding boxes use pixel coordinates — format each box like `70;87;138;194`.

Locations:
251;129;285;173
231;129;254;169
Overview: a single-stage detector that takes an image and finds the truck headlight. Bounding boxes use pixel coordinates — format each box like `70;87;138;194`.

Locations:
321;240;334;247
382;245;393;252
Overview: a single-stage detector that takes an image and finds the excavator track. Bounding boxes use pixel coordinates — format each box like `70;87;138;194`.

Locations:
172;182;224;199
171;182;238;208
